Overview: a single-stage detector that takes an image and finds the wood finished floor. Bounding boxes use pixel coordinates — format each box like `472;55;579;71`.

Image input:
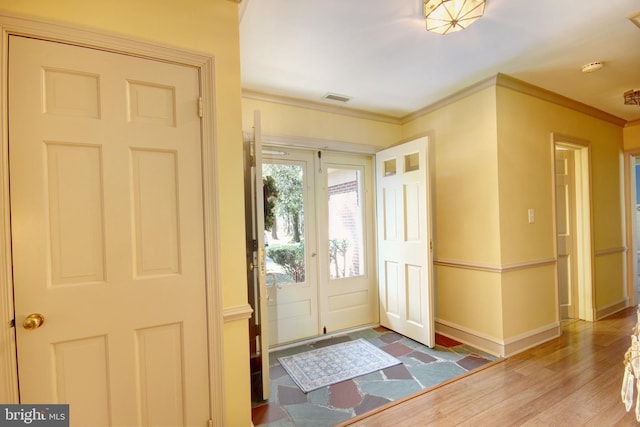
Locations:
340;307;639;426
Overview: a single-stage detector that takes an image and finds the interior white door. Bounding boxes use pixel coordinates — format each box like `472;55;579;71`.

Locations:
376;137;434;347
9;36;210;426
556;148;578;319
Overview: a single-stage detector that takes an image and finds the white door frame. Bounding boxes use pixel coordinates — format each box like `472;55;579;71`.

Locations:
0;12;225;423
624;150;640;307
551;133;595;321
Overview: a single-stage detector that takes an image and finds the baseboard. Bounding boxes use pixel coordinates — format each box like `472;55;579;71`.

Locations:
502;323;562;356
435;319;561;358
435;320;504;357
596;298;631;320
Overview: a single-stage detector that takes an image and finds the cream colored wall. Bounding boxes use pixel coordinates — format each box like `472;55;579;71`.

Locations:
496;87;626;325
624;123;640;150
403;88;501;266
241;97;402;148
403;88;507;343
242;82;627;357
1;2;251;426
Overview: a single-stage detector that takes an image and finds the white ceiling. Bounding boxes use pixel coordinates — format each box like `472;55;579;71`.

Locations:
239;0;640;123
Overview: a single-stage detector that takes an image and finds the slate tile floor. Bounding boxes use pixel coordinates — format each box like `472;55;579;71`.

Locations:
252;327;498;427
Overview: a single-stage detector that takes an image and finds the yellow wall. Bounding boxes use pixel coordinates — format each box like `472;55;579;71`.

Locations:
241;97;402;148
1;2;251;425
625;123;640;150
403;88;507;342
403;88;501;266
496;87;626;322
244;83;628;350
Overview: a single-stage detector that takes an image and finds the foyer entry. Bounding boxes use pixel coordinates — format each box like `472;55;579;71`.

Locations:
245;127;435;402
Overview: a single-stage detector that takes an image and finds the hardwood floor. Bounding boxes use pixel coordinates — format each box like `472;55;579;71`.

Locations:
341;307;639;426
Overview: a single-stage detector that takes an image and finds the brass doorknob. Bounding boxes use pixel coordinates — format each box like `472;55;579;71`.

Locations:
23;313;45;330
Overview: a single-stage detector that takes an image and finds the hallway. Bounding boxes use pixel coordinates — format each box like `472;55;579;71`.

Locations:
343;307;639;426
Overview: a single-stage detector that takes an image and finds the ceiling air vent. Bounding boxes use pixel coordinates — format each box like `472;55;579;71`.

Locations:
323;93;351;103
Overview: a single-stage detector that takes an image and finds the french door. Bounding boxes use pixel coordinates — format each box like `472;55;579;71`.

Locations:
260;146;377;346
263;148;319;345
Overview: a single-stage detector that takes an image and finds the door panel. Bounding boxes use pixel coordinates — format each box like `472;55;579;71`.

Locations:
376;137;434;347
319;153;377;332
263;149;318;345
244;111;270;400
9;36;210;426
556;148;578;319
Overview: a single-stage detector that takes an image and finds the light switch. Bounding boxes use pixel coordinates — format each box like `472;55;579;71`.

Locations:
528;208;535;224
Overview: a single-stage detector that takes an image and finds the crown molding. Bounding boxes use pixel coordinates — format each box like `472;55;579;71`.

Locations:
244;73;629;128
241;89;401;125
494;73;627;127
400;75;499;124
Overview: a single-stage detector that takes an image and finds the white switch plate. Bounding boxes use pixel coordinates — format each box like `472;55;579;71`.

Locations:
528;208;535;224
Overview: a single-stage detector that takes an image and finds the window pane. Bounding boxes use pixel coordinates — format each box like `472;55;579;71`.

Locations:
263;163;305;285
327;167;364;279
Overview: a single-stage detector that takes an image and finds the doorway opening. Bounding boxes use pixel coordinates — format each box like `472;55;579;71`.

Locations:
553;135;594;321
625;153;640;306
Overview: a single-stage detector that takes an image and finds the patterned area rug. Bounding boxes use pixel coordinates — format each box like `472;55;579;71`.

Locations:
278;338;401;393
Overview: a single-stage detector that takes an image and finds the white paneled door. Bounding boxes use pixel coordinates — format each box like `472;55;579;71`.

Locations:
9;36;210;426
376;137;434;347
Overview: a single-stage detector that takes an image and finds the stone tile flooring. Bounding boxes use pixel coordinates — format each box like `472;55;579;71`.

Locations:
252;327;498;427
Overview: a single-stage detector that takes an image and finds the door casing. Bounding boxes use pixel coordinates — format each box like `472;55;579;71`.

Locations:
0;12;225;423
552;134;595;322
624;151;640;307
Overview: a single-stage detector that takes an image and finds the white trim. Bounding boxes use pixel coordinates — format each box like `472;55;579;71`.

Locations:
434;257;556;273
0;12;225;425
435;319;503;357
259;133;382;155
268;323;380;353
435;319;561;358
552;134;596;322
243;73;629;127
502;322;562;356
624;150;640;307
596;298;631;320
223;304;254;322
594;246;627;257
242;89;401;125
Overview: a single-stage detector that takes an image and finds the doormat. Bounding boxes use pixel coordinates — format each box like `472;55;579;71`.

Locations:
278;338;402;393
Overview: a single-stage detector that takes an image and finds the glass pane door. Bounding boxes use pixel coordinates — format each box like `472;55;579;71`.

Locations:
262;148;318;345
319;152;377;334
327;167;364;279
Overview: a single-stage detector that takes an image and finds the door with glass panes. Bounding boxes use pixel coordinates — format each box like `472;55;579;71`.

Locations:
261;146;376;346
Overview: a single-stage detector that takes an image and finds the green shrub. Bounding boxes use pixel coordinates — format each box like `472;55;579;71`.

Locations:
266;241;305;282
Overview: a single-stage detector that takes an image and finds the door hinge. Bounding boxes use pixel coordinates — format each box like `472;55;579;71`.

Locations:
207;419;213;427
9;318;15;328
430;239;433;252
198;97;204;118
